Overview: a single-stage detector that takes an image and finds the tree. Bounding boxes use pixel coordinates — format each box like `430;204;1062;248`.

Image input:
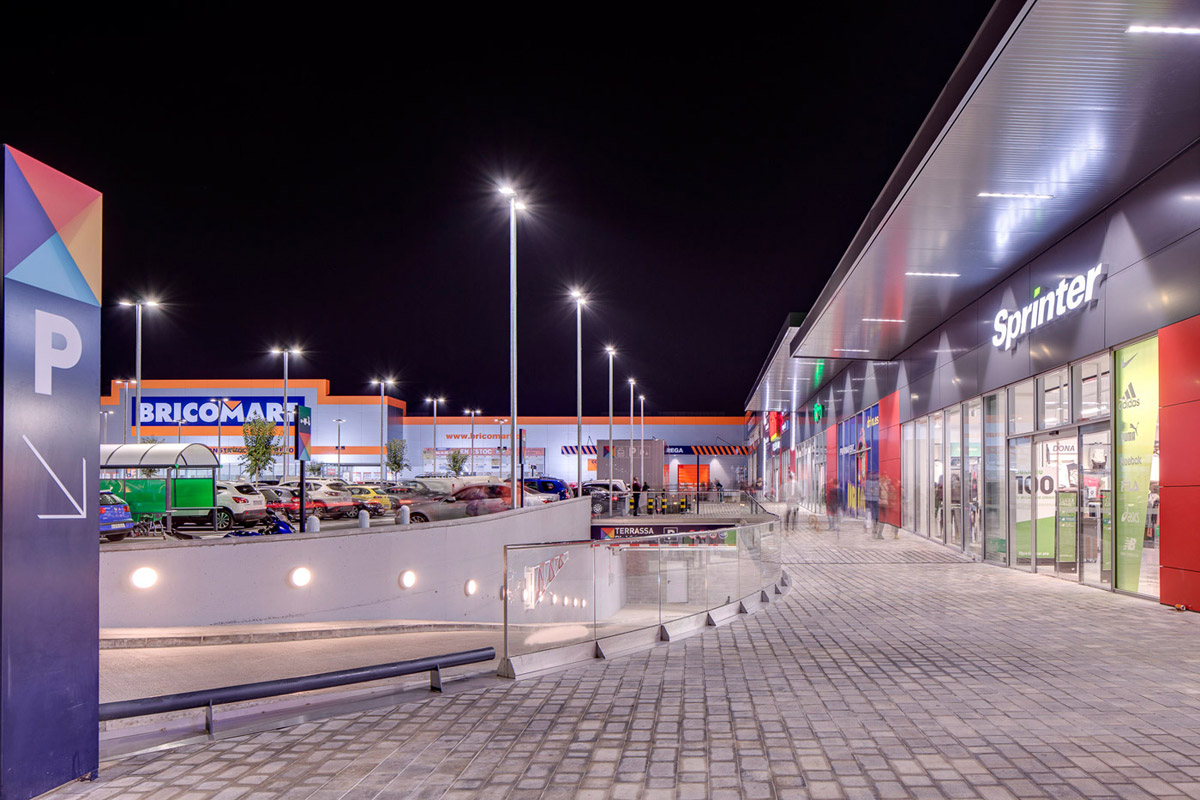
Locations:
386;438;410;481
241;417;280;483
447;449;469;476
140;436;162;477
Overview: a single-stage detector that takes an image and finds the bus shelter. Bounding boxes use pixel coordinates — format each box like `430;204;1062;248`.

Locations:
99;443;219;533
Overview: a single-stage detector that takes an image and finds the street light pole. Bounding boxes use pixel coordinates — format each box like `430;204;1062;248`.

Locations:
426;397;444;474
119;300;159;443
572;290;586;494
467;409;481;475
373;379;395;482
210;397;228;479
606;346;616;511
270;347;301;480
100;411;111;444
494;418;508;479
500;186;526;507
628;378;636;490
640;394;646;487
333;418;346;481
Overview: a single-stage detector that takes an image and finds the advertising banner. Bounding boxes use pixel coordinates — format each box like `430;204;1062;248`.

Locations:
1057;491;1077;562
591;523;736;541
2;146;102;795
1114;337;1158;593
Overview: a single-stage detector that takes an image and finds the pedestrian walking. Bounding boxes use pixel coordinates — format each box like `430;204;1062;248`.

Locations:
632;477;642;516
825;480;840;533
784;472;800;531
865;471;881;538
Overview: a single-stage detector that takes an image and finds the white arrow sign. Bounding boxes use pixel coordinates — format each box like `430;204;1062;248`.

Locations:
22;434;87;520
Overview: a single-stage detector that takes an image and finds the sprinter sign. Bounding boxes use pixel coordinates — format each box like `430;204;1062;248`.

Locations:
991;264;1104;351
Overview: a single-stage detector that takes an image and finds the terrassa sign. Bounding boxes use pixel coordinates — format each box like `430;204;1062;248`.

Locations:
991;264;1104;351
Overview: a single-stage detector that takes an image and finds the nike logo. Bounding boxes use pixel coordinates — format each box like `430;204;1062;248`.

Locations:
1121;353;1137;369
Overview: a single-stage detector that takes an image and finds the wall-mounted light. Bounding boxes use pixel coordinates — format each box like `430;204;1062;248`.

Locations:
551;593;559;605
400;570;417;589
289;567;312;588
130;567;158;589
464;579;478;597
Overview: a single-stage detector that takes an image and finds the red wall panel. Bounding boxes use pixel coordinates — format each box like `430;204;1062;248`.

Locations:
825;424;838;502
1160;314;1200;408
1159;486;1200;571
1161;568;1200;611
1159;401;1200;489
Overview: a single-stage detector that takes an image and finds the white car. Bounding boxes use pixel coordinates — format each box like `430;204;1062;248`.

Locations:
215;482;267;530
277;478;355;518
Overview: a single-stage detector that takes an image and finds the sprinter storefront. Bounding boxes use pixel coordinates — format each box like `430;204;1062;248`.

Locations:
745;0;1200;610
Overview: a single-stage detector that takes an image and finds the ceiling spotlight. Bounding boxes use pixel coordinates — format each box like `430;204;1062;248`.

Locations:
905;272;960;277
1126;24;1200;35
862;318;905;323
977;192;1053;199
833;348;870;353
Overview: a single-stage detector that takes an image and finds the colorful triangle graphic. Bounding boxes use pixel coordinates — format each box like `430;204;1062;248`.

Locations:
6;233;100;306
4;145;103;304
7;146;100;232
224;400;242;410
4;147;57;272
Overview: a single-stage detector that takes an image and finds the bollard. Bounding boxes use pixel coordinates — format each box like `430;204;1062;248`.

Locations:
307;515;321;532
398;505;411;525
358;510;370;529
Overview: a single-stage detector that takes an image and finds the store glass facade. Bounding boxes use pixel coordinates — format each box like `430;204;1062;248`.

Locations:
899;342;1160;599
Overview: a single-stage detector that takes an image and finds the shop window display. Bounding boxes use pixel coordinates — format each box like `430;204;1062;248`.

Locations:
983;393;1007;564
1113;336;1160;598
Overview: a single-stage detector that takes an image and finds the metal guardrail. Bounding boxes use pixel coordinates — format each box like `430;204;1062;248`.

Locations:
590;489;774;518
99;647;495;729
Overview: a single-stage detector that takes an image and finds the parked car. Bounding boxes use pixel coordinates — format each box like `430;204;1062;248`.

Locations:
402;483;514;523
214;482;267;530
259;486;321;521
581;479;629;495
503;480;558;506
524;476;572;500
581;480;629;515
392;478;451;502
277;478;354;519
349;485;393;512
99;490;135;542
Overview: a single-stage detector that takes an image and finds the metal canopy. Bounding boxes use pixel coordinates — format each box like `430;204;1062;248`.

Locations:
99;443;219;469
747;0;1200;412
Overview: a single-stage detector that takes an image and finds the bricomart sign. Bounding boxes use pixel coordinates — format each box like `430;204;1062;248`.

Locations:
135;396;306;425
991;264;1104;351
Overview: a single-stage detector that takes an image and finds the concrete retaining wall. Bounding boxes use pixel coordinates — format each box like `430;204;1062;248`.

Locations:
100;498;591;628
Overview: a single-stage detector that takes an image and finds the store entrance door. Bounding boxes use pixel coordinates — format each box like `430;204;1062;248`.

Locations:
1032;431;1081;578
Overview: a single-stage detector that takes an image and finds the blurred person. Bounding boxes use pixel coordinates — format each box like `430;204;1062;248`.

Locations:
825;480;840;533
783;471;800;531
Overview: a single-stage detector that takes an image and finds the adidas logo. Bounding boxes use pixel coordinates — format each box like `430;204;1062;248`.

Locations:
1119;382;1140;410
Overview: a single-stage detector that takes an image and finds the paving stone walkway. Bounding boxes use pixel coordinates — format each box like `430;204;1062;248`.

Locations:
49;523;1200;799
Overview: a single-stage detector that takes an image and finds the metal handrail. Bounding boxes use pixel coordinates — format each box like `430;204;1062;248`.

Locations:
98;647;495;722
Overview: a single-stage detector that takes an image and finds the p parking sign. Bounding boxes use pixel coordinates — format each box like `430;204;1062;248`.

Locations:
295;404;311;462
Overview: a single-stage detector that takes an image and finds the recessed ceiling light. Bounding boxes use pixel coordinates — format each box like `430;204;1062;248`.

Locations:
833;348;869;353
862;318;905;323
977;192;1053;199
1126;24;1200;35
905;271;961;277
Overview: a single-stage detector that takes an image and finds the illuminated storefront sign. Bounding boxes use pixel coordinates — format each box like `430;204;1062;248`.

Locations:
136;395;306;425
991;264;1104;351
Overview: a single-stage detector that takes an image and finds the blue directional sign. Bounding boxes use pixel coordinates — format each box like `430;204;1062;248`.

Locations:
3;145;102;798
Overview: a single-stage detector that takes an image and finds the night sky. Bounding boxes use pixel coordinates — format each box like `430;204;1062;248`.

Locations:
2;6;994;417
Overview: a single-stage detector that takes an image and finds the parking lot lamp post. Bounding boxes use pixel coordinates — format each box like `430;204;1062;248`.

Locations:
426;397;444;474
606;346;616;512
210;397;229;478
332;418;346;481
493;418;508;481
499;186;526;508
119;380;135;443
118;300;159;443
176;413;183;443
571;290;586;494
640;394;645;487
271;347;301;479
100;410;112;444
628;379;636;493
466;409;481;475
372;380;395;482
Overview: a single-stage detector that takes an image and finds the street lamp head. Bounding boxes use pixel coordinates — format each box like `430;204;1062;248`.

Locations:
640;394;645;402
143;300;160;307
118;300;133;307
498;186;516;196
605;345;616;356
333;418;346;424
629;378;636;386
515;201;527;211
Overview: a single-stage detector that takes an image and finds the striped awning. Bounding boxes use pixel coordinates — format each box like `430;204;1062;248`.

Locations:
561;445;598;455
